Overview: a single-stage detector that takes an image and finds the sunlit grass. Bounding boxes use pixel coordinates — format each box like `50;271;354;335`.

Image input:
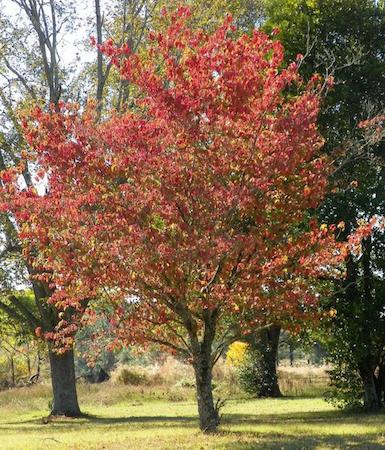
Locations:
1;383;385;449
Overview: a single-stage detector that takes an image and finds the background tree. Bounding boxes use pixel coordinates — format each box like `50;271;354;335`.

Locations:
152;0;264;32
0;0;81;416
263;0;385;410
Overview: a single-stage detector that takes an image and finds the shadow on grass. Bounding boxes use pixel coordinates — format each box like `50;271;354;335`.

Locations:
224;408;385;425
3;407;385;448
83;413;196;425
219;409;385;449
5;407;385;427
1;413;198;430
221;432;385;449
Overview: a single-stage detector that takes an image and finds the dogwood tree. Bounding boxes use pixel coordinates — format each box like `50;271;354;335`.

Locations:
12;8;344;431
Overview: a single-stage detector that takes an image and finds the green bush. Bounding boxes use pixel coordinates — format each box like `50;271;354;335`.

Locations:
237;348;278;397
324;362;363;410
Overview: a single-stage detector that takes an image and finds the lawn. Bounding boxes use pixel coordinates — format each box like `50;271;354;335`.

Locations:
1;384;385;449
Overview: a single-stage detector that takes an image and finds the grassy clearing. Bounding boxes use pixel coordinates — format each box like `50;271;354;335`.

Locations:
1;383;385;449
278;365;331;397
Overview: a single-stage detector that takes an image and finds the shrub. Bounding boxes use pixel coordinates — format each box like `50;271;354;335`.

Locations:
237;348;278;397
111;365;149;386
324;362;363;409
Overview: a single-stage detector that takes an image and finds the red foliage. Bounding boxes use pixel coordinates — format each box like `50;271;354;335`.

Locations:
2;10;346;350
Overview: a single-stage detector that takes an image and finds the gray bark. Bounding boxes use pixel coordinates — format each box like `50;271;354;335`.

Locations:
49;348;81;417
193;353;219;433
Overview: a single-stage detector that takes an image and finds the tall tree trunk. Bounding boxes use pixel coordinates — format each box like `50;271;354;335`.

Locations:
247;324;282;397
193;353;218;433
49;347;81;417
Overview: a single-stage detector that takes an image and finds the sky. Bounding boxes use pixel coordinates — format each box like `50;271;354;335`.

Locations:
1;0;97;71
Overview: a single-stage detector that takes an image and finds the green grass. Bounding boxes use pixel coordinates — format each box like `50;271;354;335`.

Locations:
1;383;385;449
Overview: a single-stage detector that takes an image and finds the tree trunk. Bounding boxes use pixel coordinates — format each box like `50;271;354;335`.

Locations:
359;364;380;411
10;356;15;387
36;351;41;379
248;324;282;397
193;354;219;433
261;325;281;397
49;348;81;417
27;354;31;377
289;343;294;367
